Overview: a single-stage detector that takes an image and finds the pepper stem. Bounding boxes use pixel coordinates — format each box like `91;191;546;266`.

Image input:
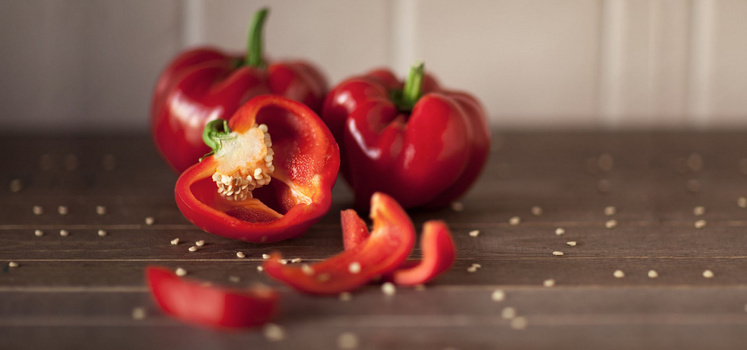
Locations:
202;119;233;160
245;8;269;68
400;61;425;110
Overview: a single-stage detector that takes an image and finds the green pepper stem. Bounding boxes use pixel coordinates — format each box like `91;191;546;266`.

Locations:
401;61;425;109
202;119;233;155
245;8;269;68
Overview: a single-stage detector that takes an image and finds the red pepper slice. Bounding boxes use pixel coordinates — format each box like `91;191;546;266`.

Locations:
152;8;328;172
388;221;456;286
263;192;415;295
146;266;279;329
341;209;369;250
174;95;339;243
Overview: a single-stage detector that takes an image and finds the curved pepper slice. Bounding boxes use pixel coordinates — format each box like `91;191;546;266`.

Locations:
341;209;369;250
146;266;279;329
152;8;328;172
263;192;415;295
175;95;339;243
321;62;490;209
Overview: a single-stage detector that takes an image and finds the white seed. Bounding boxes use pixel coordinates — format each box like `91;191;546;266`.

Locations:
543;279;556;287
290;258;302;264
97;230;107;237
195;240;205;247
414;284;426;291
96;205;107;215
170;238;180;245
511;316;528;330
381;282;396;296
131;307;146;320
59;229;69;237
501;307;516;319
348;262;361;274
695;220;706;229
301;264;314;275
9;179;22;192
648;270;658;278
236;251;246;258
8;262;19;268
188;246;197;252
693;206;705;216
491;290;506;302
451;201;464;212
279;259;288;265
145;217;155;225
703;270;714;278
552;251;564;256
739;197;747;208
229;276;240;283
566;241;577;247
604;206;616;216
258;124;269;133
262;254;271;260
58;206;68;215
175;267;187;276
337;332;359;349
605;220;617;229
531;206;543;216
339;292;352;302
613;270;625;278
509;216;521;225
33;206;43;215
34;230;44;237
263;323;285;342
468;230;480;237
555;228;565;236
257;265;264;272
471;263;482;269
467;266;478;273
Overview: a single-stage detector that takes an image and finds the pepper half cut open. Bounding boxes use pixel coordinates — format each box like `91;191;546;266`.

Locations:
175;95;339;243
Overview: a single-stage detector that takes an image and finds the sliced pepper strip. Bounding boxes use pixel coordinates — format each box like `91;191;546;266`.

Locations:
263;192;415;295
146;266;279;329
341;209;369;250
388;220;456;286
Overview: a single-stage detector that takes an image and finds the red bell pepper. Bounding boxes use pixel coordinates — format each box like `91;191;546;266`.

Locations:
146;266;279;329
152;8;328;172
321;62;490;209
263;192;415;295
174;95;339;243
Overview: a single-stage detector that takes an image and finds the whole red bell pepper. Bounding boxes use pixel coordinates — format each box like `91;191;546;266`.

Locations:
263;192;416;295
146;266;279;329
152;8;328;172
174;95;339;243
321;62;490;209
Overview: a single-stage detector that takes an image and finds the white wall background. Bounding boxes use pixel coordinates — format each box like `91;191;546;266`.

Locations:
0;0;745;132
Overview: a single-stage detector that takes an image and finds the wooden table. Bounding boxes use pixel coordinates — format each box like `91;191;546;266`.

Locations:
2;131;747;349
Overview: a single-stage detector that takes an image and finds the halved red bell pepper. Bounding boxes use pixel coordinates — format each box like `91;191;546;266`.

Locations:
152;8;328;172
146;266;279;329
174;95;339;243
263;192;415;295
321;62;490;209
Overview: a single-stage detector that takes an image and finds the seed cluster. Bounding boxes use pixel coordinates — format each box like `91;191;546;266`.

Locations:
213;124;274;201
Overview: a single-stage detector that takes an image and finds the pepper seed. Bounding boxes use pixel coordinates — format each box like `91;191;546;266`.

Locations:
511;316;529;330
262;254;271;260
96;205;107;215
613;270;625;278
290;258;302;263
263;323;285;342
34;230;44;237
648;270;658;278
739;197;747;208
491;290;506;302
195;240;205;247
337;332;359;349
188;246;197;252
301;264;314;275
59;229;69;237
348;262;361;274
531;206;543;216
543;279;556;287
509;216;521;225
229;276;240;283
175;267;187;276
32;206;43;215
468;230;480;237
693;206;705;216
339;292;352;302
170;238;180;245
381;282;396;296
131;307;146;320
501;307;516;319
703;270;714;278
257;265;264;272
97;230;107;237
604;206;616;216
58;206;68;215
552;251;564;256
695;220;706;229
144;217;155;225
605;220;617;229
236;251;246;258
566;241;577;247
555;228;565;236
8;262;19;268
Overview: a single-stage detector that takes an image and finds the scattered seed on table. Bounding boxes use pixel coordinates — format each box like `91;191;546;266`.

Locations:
703;270;714;278
471;263;482;269
414;284;426;291
188;246;197;252
468;230;480;237
605;220;617;229
511;316;528;330
96;205;107;215
348;262;361;274
695;220;706;229
339;292;352;302
32;206;43;215
509;216;521;225
34;230;44;237
555;228;565;236
170;238;180;245
501;307;516;319
59;229;69;237
195;240;205;247
739;197;747;208
566;241;577;247
279;259;288;265
450;201;464;212
290;258;302;263
531;206;543;216
9;179;22;192
466;266;478;273
491;290;505;302
693;206;705;216
613;270;625;278
648;270;658;278
8;262;19;268
381;282;396;296
97;230;107;237
58;206;68;215
145;217;155;225
301;264;314;275
552;251;564;256
175;267;187;276
262;254;271;260
263;323;285;342
543;279;555;287
236;251;246;258
257;265;264;272
604;206;616;216
337;332;359;349
131;307;146;320
229;276;240;283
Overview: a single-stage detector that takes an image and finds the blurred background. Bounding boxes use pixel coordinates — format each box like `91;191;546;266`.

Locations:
0;0;745;132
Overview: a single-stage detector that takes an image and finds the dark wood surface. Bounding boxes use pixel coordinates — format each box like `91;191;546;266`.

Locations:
3;131;747;349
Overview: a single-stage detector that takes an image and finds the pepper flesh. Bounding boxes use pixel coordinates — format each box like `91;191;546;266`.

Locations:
321;64;490;209
152;8;327;172
263;193;415;295
175;95;339;243
341;209;369;250
146;266;278;329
